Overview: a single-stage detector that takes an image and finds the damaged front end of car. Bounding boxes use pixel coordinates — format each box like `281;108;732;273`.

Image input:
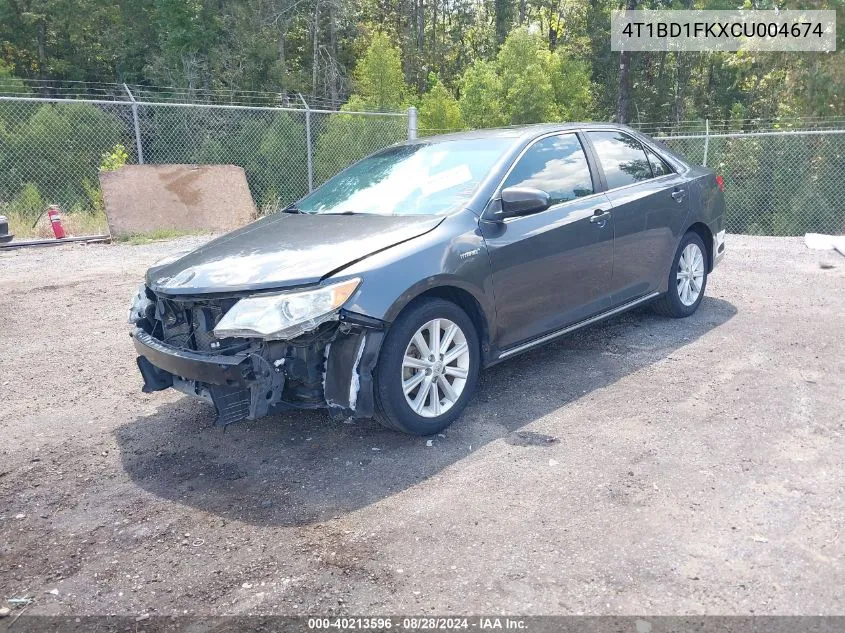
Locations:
128;280;385;427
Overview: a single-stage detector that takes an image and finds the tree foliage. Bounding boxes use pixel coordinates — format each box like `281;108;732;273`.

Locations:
459;60;505;129
352;32;408;111
315;36;409;184
418;76;463;133
1;0;844;236
0;0;841;128
0;102;126;216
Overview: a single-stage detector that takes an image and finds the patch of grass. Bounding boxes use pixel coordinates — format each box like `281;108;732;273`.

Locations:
114;229;204;245
3;206;207;244
3;208;110;239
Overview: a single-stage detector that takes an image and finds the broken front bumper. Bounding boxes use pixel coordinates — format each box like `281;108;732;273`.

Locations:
133;329;250;387
131;312;385;427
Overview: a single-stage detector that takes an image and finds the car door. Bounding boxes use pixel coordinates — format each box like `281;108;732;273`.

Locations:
583;129;690;305
481;132;614;351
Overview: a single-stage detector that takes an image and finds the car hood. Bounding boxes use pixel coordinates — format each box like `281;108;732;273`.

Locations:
146;213;444;295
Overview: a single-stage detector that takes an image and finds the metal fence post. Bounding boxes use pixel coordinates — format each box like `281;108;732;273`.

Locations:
123;83;144;164
703;118;709;167
298;93;314;192
408;106;418;140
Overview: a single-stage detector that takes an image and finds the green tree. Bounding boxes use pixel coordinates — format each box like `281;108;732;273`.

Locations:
145;0;220;88
548;54;593;121
352;32;409;111
255;113;308;206
0;62;31;129
313;96;408;185
314;34;410;184
0;102;125;215
497;29;557;124
418;77;463;134
494;0;513;48
0;61;29;94
459;60;505;129
458;29;560;125
503;63;556;124
496;28;543;98
188;112;308;208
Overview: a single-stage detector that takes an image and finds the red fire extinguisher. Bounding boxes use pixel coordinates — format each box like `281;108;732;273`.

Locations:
47;205;66;239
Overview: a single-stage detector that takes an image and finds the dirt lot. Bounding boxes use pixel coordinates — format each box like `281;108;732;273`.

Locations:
0;235;843;616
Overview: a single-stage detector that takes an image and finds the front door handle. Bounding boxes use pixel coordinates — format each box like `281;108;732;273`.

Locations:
590;209;612;224
671;189;686;202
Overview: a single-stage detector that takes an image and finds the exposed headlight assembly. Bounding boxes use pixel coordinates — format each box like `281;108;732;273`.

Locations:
213;278;361;340
128;283;153;325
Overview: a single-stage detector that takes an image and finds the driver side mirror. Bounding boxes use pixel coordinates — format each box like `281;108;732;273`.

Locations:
496;186;551;220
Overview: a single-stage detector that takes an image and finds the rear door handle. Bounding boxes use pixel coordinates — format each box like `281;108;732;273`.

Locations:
590;209;611;224
671;189;686;202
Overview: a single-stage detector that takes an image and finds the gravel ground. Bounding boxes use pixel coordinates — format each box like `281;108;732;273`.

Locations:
0;234;843;616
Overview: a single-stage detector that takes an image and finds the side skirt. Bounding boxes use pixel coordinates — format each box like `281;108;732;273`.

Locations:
497;291;661;361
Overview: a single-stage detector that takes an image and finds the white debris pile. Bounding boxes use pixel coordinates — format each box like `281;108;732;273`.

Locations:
805;233;845;257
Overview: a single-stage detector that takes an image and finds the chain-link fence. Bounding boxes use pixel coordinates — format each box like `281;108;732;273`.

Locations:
650;126;845;236
0;95;409;237
2;94;844;239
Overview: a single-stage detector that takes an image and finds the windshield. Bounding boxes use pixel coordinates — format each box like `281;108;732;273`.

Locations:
295;138;514;216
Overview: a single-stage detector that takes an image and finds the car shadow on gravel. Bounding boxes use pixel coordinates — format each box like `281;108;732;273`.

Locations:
115;297;736;527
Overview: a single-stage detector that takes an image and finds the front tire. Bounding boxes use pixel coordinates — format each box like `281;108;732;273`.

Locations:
653;231;708;318
374;298;480;435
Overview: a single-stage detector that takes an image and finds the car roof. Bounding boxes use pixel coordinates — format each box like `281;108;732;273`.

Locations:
401;122;690;174
407;122;631;144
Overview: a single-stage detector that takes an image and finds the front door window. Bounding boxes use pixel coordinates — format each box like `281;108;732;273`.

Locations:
503;134;594;205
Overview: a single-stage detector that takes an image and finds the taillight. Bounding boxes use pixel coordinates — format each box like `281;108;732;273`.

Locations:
715;175;725;192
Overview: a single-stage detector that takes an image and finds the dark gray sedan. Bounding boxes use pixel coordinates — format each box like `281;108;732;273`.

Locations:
129;123;726;435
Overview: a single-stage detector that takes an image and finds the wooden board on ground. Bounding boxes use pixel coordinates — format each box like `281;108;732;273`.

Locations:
100;164;256;237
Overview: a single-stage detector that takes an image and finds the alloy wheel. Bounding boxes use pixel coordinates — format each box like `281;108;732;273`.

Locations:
676;242;705;306
401;318;470;418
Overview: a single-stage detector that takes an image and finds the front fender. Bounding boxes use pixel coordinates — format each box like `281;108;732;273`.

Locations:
337;211;498;352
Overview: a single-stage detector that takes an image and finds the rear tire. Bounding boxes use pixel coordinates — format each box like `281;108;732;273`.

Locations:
653;231;708;318
374;298;480;435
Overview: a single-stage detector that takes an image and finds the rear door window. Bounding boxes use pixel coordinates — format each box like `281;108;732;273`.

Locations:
502;133;594;206
587;130;653;189
645;146;673;177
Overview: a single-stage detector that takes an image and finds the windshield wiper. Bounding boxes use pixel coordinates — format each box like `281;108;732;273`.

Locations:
282;204;304;214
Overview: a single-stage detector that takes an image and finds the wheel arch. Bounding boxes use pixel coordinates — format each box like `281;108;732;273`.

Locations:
685;221;714;272
385;282;493;366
